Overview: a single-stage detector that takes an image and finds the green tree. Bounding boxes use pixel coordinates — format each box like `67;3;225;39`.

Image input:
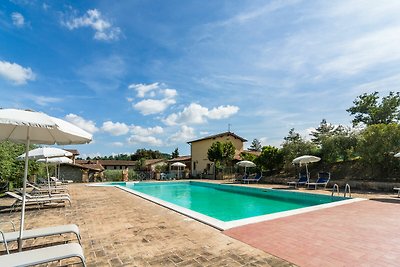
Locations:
131;149;163;160
222;142;235;166
281;129;318;168
171;148;179;158
207;141;236;175
319;127;358;163
346;91;400;126
356;123;400;177
249;139;262;152
255;146;283;171
310;119;335;145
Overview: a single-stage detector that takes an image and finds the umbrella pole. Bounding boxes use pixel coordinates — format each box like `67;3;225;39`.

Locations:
46;158;51;196
18;128;30;251
305;164;309;181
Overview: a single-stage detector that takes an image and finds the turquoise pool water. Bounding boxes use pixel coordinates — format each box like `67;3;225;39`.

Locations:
116;182;348;222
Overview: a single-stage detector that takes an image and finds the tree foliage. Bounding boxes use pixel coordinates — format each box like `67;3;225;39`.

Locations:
255;146;283;171
356;123;400;176
0;141;43;185
310;119;335;145
319;127;358;163
171;148;179;158
207;141;236;168
281;129;318;166
346;91;400;126
249;139;262;152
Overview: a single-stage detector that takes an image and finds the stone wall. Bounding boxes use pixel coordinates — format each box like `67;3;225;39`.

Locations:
59;165;83;182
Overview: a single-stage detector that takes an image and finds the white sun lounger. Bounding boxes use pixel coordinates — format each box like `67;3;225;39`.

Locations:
16;189;70;199
6;192;71;211
27;182;69;193
394;187;400;197
0;224;81;246
0;242;86;267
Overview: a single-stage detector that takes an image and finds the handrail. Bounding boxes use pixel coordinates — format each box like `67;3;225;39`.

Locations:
0;221;16;231
344;183;351;197
0;230;10;254
331;184;339;196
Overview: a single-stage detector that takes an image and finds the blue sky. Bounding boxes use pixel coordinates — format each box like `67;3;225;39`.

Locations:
1;0;399;158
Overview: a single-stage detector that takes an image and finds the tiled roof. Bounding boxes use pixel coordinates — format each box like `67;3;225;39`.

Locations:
65;149;80;155
144;159;167;165
187;131;247;143
168;156;191;162
76;160;137;166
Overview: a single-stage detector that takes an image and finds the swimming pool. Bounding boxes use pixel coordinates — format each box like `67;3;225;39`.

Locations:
99;181;363;230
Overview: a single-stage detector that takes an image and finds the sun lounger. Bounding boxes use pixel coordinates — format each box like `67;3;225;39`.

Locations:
242;173;262;184
50;176;73;184
394;187;400;197
27;182;69;194
307;172;331;189
16;188;70;199
0;242;86;267
0;224;81;246
288;173;309;188
6;192;71;211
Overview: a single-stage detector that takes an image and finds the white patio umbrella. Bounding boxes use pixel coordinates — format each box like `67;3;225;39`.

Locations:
17;147;73;194
394;152;400;158
0;108;92;251
171;162;186;179
37;156;73;184
292;155;321;177
236;160;256;174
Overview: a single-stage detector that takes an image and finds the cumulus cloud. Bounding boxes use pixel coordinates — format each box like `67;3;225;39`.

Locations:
63;9;121;41
65;114;98;134
11;12;25;27
0;60;35;85
163;103;239;126
129;82;159;98
128;135;163;146
101;121;129;136
111;142;124;147
169;125;196;142
130;125;163;136
133;98;176;115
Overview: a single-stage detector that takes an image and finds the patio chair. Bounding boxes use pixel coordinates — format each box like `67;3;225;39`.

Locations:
0;222;81;246
0;241;86;267
306;172;331;189
50;176;73;184
6;192;71;211
394;187;400;197
242;173;262;184
27;182;69;194
16;188;70;199
233;173;248;183
287;173;309;188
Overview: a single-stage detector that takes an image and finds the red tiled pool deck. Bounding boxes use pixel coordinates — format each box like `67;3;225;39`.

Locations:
224;199;400;267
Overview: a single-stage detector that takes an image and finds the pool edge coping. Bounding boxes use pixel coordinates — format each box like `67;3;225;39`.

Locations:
89;181;366;230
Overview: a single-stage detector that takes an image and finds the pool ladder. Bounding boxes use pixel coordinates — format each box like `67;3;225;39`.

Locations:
331;183;351;197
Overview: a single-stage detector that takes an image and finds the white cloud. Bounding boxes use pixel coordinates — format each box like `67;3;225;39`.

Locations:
111;142;124;147
26;95;62;106
133;98;176;115
0;60;35;85
128;135;163;146
11;12;25;27
63;9;121;41
169;125;196;142
128;82;159;98
101;121;129;136
163;88;177;98
65;114;98;134
130;125;163;136
163;103;239;126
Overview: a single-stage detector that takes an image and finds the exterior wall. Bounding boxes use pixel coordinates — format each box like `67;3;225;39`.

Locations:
59;165;83;182
191;135;244;177
104;165;135;170
149;162;167;171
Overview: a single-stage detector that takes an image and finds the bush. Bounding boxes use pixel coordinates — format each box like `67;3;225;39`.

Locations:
103;170;123;181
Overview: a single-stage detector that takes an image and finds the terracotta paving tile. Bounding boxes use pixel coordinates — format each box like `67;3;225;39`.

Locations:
0;184;294;266
224;200;400;267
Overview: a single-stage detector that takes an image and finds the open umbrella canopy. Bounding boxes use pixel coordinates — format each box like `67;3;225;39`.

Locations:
395;152;400;158
236;160;256;168
0;108;92;251
37;156;73;164
292;155;321;165
171;162;186;167
17;147;72;160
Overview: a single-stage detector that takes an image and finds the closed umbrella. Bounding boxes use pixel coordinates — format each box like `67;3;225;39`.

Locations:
292;155;321;177
236;160;256;175
171;162;186;179
0;108;92;251
394;152;400;158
